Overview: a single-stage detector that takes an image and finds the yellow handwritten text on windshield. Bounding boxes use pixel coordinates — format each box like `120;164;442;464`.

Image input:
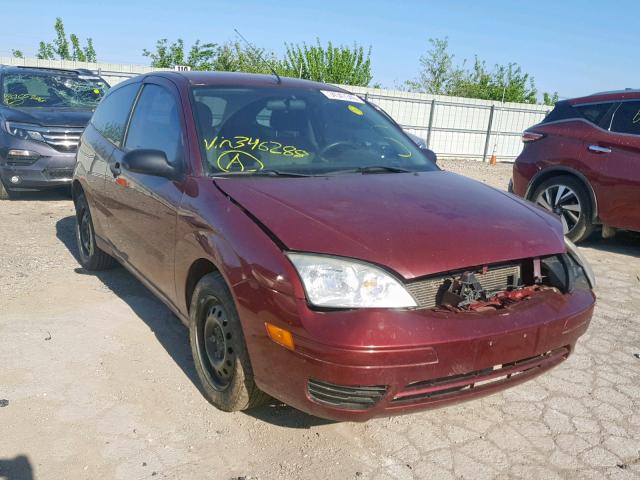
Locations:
204;136;309;158
3;93;46;106
216;150;265;172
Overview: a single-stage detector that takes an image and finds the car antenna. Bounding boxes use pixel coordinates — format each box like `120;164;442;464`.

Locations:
233;28;282;84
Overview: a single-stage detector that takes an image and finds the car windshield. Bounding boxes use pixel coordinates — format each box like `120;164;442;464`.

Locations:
1;73;108;109
192;86;438;176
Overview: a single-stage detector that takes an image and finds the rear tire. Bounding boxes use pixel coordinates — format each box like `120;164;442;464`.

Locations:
74;192;117;270
531;176;594;243
189;272;270;412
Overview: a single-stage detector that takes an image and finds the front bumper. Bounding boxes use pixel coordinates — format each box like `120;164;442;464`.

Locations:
245;287;594;421
0;136;76;189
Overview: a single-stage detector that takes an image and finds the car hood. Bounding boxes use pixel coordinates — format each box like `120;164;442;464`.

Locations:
0;106;93;127
215;171;565;279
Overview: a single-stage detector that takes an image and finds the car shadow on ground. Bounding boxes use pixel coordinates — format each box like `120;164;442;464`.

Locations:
55;215;332;429
0;455;34;480
581;230;640;258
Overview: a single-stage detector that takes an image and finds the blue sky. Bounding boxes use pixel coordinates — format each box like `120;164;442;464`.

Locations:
2;1;635;99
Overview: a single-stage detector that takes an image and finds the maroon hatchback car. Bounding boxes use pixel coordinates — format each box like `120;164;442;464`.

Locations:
511;89;640;243
72;72;595;421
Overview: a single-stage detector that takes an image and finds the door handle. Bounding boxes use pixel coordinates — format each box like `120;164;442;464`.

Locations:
588;145;611;154
109;161;121;177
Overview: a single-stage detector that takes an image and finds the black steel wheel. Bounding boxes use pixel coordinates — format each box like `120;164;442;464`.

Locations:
189;272;270;411
74;191;117;270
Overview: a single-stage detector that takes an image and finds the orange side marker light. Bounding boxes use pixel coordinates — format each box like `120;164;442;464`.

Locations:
265;323;295;351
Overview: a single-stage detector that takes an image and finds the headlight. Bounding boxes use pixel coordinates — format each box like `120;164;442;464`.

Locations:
564;238;596;289
4;122;45;142
286;253;417;308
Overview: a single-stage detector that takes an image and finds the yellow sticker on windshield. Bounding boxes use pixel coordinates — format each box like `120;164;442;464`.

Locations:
348;105;364;116
93;89;101;95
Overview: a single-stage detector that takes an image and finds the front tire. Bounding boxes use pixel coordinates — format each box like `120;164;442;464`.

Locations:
532;176;594;243
189;272;270;411
74;192;117;270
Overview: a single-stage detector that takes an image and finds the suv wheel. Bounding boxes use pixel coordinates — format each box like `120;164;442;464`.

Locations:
532;176;594;243
190;272;270;411
74;192;117;270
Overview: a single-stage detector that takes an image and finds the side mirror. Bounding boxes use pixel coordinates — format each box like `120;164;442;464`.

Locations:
122;149;179;180
421;147;438;164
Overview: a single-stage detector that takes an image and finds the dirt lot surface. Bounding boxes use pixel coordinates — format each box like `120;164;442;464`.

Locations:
1;159;639;480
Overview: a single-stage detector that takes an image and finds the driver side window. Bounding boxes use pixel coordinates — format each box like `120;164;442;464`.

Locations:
125;84;184;166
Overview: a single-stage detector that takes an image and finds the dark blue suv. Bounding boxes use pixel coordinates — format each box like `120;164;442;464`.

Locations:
0;65;108;199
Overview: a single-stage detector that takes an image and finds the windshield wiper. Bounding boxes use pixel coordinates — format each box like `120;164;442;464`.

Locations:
326;165;412;175
212;169;314;178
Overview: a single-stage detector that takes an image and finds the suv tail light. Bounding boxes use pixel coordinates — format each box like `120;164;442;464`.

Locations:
522;131;545;143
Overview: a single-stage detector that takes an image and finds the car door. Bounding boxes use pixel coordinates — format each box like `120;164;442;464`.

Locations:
82;82;140;237
104;77;187;304
585;100;640;231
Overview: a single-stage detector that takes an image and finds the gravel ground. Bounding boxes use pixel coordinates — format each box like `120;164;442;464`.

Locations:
1;160;639;480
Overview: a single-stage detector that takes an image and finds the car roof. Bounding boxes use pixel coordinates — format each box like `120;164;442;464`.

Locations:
145;70;349;92
0;64;99;77
569;88;640;105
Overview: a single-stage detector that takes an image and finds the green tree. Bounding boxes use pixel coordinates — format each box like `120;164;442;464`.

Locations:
11;49;24;58
143;38;187;68
70;34;86;62
282;39;372;86
37;41;56;60
215;41;280;74
32;18;97;62
53;17;70;60
143;38;281;73
543;91;559;106
142;38;373;86
408;37;556;105
405;38;463;94
448;58;538;104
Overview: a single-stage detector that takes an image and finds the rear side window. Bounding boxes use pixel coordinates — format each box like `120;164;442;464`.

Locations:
91;83;139;147
610;101;640;136
125;84;184;166
575;103;616;127
541;101;615;128
540;101;576;124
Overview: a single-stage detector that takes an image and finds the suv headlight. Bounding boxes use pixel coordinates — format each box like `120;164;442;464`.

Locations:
4;122;45;142
564;238;595;289
286;253;417;308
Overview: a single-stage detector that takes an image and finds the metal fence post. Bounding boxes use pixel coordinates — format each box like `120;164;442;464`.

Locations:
482;105;495;162
426;99;436;148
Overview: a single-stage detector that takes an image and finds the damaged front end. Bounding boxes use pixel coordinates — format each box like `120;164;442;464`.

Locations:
406;240;595;312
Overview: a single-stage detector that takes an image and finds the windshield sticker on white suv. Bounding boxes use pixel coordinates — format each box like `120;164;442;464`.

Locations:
320;90;364;104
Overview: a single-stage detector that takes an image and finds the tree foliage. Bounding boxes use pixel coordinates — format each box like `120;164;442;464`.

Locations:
11;49;24;58
33;17;97;62
282;40;372;85
142;38;373;86
407;37;556;105
405;38;462;95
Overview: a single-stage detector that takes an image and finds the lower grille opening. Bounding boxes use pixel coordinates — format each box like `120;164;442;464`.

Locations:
391;347;569;404
46;168;74;180
308;379;387;411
